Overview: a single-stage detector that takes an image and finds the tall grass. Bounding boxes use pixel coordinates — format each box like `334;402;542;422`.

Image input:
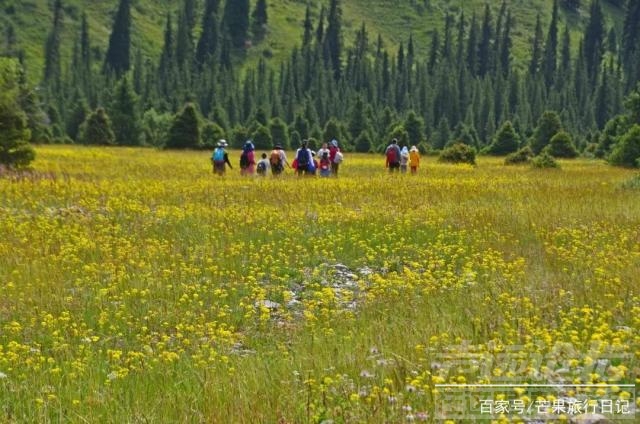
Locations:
0;146;638;422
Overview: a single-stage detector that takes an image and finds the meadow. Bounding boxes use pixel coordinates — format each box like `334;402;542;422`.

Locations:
0;146;639;423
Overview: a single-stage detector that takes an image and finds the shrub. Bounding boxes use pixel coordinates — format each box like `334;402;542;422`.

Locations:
530;110;562;154
505;146;534;165
165;103;200;149
201;121;226;149
609;125;640;168
438;142;476;165
531;151;560;169
354;131;373;153
547;131;578;158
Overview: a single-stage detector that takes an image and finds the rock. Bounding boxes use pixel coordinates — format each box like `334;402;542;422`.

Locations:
254;299;280;310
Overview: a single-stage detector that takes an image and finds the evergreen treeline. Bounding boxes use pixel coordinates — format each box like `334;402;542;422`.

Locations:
3;0;640;167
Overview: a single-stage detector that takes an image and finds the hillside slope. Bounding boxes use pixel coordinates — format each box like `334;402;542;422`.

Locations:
0;0;624;81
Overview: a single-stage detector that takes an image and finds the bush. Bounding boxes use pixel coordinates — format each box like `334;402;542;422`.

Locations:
201;121;226;149
531;151;560;169
609;125;640;168
165;103;200;149
354;131;373;153
438;142;476;165
505;146;534;165
547;131;578;158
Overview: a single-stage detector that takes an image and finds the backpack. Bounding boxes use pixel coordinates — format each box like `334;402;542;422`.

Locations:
257;161;267;174
240;152;249;168
270;150;283;170
333;151;344;164
296;148;309;168
320;151;330;170
213;148;225;163
386;146;398;164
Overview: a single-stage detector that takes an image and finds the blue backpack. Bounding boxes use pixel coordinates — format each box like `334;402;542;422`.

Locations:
213;148;225;163
297;148;309;168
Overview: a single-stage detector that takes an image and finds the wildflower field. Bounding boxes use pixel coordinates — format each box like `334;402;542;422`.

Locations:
1;146;639;423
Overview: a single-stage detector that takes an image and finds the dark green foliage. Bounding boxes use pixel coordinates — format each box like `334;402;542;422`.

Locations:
542;0;559;87
268;117;289;150
43;0;63;90
103;0;131;76
584;0;605;81
530;111;563;154
387;125;409;148
230;126;250;149
354;130;372;152
109;77;141;145
505;146;534;165
487;120;520;155
404;110;424;146
165;103;200;149
324;0;343;79
223;0;250;49
531;151;560;168
66;97;89;142
251;0;268;42
80;108;115;145
200;121;225;149
251;124;272;150
547;130;578;158
322;118;343;145
609;124;640;167
438;142;476;165
0;59;34;169
142;109;172;147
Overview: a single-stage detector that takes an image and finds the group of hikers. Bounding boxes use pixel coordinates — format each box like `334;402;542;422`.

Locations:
210;137;420;177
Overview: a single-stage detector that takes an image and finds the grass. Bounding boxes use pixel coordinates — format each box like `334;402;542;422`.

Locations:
0;146;639;422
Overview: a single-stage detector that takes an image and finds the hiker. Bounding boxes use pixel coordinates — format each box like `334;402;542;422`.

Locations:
400;145;410;173
240;140;256;176
295;140;313;176
318;145;332;178
256;153;270;176
211;139;233;176
385;138;401;172
329;139;343;177
270;144;289;176
409;145;420;174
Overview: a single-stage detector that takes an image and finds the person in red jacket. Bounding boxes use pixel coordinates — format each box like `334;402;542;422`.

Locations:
329;139;343;177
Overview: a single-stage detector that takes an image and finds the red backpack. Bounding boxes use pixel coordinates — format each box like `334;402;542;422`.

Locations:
386;146;398;164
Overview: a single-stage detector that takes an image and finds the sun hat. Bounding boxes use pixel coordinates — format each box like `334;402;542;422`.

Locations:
331;139;338;147
410;145;418;152
217;139;228;147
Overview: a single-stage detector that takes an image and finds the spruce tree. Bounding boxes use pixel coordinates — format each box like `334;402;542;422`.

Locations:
477;4;493;77
109;76;141;145
196;7;218;67
487;120;520;155
251;0;268;42
103;0;131;76
324;0;343;79
542;0;559;88
222;0;250;49
80;108;115;145
529;14;543;76
584;0;605;82
166;103;200;149
530;110;563;154
43;0;63;90
0;58;35;169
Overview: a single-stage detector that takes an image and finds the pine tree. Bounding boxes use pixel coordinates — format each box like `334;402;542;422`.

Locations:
324;0;343;79
103;0;131;76
529;14;543;76
196;0;220;67
404;110;424;146
222;0;250;49
530;110;563;154
0;58;35;169
584;0;605;82
499;10;513;77
43;0;63;90
466;13;478;75
542;0;559;88
487;120;520;155
109;76;141;145
166;103;200;149
176;9;195;68
477;4;493;77
302;4;313;47
251;0;268;42
622;0;640;87
80;108;115;145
